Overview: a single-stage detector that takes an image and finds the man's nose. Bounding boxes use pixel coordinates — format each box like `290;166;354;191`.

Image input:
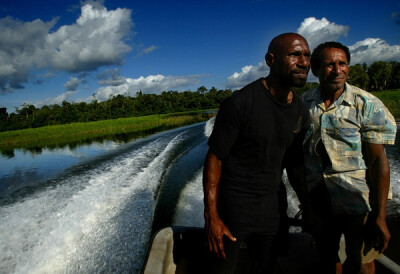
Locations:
297;55;310;68
332;64;341;74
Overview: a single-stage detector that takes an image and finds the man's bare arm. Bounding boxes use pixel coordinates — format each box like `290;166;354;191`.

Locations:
203;150;236;258
364;142;391;253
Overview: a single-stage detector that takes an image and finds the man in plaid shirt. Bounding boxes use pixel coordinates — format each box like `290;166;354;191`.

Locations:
301;41;396;273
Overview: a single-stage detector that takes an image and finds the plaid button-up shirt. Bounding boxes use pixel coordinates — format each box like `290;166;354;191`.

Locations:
301;83;397;214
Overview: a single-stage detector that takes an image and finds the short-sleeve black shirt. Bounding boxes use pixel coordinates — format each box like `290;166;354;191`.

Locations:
208;78;309;232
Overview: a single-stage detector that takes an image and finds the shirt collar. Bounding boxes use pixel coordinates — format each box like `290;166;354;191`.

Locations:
341;83;356;107
302;82;355;109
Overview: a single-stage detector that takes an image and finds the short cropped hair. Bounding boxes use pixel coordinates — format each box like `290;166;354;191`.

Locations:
310;41;351;76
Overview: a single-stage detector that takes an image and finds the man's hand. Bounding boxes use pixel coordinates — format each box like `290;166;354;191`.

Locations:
373;217;391;253
203;150;236;258
205;214;236;259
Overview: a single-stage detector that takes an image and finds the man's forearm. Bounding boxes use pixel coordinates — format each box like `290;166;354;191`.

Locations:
364;143;390;218
203;151;222;220
368;153;390;219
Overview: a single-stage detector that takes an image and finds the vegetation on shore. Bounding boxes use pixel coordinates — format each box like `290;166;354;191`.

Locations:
0;112;215;155
371;89;400;120
0;87;231;132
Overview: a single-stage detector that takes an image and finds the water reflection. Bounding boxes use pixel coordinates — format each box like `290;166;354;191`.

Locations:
0;112;216;158
0;130;152;158
0;141;125;199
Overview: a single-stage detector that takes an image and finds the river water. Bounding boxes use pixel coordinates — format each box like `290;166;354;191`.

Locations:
0;119;399;273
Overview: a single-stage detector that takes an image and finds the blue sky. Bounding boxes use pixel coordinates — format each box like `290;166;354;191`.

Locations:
0;0;399;112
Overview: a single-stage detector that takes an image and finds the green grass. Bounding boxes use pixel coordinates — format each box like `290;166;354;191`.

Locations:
0;112;215;153
370;89;400;120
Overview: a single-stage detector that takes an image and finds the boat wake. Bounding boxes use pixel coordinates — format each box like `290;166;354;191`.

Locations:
0;132;185;273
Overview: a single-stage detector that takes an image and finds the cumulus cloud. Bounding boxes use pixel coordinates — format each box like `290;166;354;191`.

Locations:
226;62;269;90
35;90;80;107
0;2;133;92
298;17;400;65
349;38;400;65
0;17;56;92
64;77;80;91
97;68;127;86
94;74;204;101
46;4;133;72
225;17;400;90
297;17;349;50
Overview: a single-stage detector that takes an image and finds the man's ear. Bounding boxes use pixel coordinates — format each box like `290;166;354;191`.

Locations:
265;52;273;67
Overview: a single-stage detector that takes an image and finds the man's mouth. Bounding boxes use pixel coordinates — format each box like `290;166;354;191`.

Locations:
330;77;345;82
293;71;308;78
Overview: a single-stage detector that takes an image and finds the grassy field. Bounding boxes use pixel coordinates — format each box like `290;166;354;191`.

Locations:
0;112;215;153
371;89;400;120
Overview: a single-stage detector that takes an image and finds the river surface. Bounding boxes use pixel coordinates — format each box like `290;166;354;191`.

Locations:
0;119;399;273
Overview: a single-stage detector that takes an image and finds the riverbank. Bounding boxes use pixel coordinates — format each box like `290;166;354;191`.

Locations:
0;111;215;155
371;89;400;119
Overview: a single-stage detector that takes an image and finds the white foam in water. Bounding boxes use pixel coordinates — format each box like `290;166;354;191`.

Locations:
0;133;184;274
390;159;400;214
173;169;205;227
172;118;216;227
204;116;215;138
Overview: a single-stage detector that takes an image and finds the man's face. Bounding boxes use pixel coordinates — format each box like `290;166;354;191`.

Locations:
273;37;311;88
317;48;349;93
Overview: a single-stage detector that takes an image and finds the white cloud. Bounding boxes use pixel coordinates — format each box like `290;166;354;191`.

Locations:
226;62;269;90
97;68;127;86
46;4;133;72
349;38;400;65
94;74;205;101
225;17;400;90
0;17;56;91
297;17;349;50
141;45;158;55
35;90;80;107
0;3;133;92
64;77;80;91
298;17;400;65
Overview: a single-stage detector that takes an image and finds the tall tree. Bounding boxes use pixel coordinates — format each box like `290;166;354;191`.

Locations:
348;63;370;90
388;61;400;89
368;61;392;91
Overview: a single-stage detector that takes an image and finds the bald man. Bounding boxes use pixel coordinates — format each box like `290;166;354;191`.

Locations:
203;33;311;273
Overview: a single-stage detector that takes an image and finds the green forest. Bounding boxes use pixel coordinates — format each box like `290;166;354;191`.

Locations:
0;87;232;132
1;60;400;132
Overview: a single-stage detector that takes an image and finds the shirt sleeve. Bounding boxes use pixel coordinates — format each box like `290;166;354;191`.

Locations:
360;96;397;145
208;94;244;159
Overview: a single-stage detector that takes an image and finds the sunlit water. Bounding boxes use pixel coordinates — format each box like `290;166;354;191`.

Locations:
0;120;399;273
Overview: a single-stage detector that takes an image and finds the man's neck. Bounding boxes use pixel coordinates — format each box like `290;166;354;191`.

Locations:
321;87;344;109
262;77;293;104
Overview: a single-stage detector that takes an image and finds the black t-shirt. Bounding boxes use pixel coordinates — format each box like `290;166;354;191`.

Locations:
208;78;309;232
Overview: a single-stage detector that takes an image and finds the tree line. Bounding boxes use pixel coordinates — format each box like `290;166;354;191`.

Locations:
0;87;232;132
1;60;399;132
347;61;400;91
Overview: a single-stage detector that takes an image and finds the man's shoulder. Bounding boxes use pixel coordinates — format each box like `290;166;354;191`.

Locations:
345;83;387;108
345;83;373;99
220;79;262;111
237;78;263;93
228;78;264;101
300;87;319;105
